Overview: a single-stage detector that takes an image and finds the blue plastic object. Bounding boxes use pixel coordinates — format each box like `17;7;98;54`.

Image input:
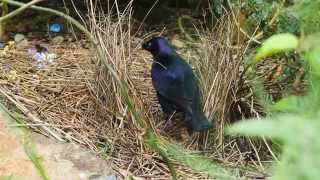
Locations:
0;42;5;49
49;23;61;33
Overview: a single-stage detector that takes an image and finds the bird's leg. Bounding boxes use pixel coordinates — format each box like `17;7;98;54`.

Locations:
186;127;193;135
157;92;176;129
183;113;192;123
181;113;194;135
183;106;194;134
163;111;176;129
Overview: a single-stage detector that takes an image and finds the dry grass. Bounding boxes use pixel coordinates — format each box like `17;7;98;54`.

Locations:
0;40;98;145
0;1;300;179
176;11;275;176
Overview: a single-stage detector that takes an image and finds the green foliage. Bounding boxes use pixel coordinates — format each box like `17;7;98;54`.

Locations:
228;2;320;179
144;130;237;179
229;31;320;180
276;10;300;34
231;0;320;36
233;0;299;35
238;0;280;26
24;142;50;180
164;143;238;180
255;33;298;60
294;0;320;35
208;0;224;17
271;96;302;112
229;114;320;180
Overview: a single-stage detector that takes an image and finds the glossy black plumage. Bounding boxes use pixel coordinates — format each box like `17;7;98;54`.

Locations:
142;37;212;132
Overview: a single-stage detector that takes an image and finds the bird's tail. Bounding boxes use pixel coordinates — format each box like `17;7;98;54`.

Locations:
189;111;212;132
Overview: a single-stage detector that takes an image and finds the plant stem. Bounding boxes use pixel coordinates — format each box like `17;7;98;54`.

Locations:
0;2;8;39
177;15;196;42
0;0;92;39
0;0;43;23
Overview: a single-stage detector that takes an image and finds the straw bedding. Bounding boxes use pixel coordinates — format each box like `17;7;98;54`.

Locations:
0;39;206;178
0;7;302;178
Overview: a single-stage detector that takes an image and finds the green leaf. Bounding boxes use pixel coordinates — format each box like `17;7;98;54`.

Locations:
226;115;301;139
255;33;299;60
227;119;281;138
298;32;320;53
165;143;237;180
271;96;302;113
305;48;320;74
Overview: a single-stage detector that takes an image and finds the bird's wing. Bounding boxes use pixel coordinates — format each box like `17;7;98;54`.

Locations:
152;64;197;107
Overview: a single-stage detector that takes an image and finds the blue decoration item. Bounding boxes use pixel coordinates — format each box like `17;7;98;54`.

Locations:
0;42;5;49
49;23;61;33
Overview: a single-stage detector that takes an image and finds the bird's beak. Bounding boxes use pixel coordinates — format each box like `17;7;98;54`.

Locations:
142;42;150;51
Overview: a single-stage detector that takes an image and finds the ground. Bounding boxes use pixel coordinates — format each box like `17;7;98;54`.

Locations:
0;113;116;180
0;2;286;179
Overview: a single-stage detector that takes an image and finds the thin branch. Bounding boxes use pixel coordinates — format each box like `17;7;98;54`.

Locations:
1;0;92;38
0;2;8;37
0;0;43;22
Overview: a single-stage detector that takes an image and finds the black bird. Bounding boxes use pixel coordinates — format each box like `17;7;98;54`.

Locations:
142;37;212;132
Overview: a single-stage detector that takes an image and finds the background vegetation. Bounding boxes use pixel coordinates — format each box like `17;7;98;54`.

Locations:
0;0;319;179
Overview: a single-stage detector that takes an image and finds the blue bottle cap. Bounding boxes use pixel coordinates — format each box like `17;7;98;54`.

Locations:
49;23;61;33
0;42;5;49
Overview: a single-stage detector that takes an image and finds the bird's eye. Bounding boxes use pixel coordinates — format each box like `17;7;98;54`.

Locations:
147;42;152;47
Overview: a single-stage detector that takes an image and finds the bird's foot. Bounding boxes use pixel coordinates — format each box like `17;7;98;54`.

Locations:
180;127;192;141
186;127;193;135
162;118;172;130
161;113;175;130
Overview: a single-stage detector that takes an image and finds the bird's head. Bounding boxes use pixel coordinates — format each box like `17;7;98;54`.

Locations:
142;36;175;57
